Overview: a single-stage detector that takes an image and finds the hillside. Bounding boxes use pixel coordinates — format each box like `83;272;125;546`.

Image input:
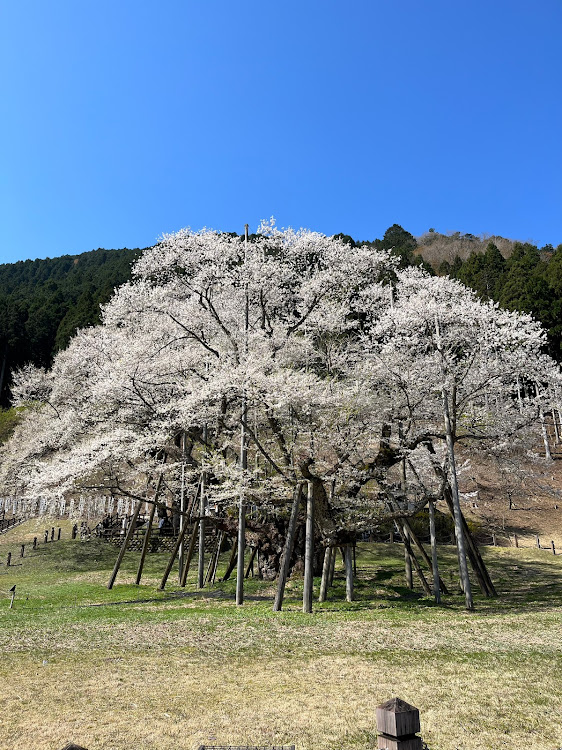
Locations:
0;246;143;404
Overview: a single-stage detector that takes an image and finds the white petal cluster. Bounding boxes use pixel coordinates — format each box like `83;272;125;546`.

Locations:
1;225;558;525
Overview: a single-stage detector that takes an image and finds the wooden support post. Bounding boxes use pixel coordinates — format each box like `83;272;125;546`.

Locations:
57;528;61;541
205;532;223;585
552;540;556;555
20;544;25;558
51;527;55;541
9;585;16;609
178;431;187;579
179;519;199;587
400;515;449;595
404;527;413;589
210;531;224;584
302;481;314;614
244;545;258;578
389;528;394;544
220;538;238;582
158;519;189;591
44;530;49;544
198;447;208;590
235;495;246;604
107;501;142;589
273;483;302;612
135;495;158;586
33;537;37;550
399;524;432;596
428;499;441;605
328;543;336;586
6;552;11;567
536;534;541;549
197;517;206;589
318;546;332;602
514;533;519;548
344;546;353;603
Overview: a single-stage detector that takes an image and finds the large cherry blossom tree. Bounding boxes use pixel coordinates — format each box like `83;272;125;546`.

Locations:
1;224;558;606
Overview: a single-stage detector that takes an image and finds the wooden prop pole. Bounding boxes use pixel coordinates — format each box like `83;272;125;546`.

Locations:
428;499;441;604
179;519;200;587
318;546;332;602
328;544;336;586
397;522;432;596
344;546;354;602
401;515;449;595
273;483;303;612
135;474;164;585
244;545;258;578
303;481;315;613
107;501;142;589
158;519;189;591
220;538;238;582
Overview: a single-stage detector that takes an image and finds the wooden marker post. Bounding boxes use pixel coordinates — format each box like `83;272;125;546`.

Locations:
376;697;422;750
9;585;16;609
20;544;25;558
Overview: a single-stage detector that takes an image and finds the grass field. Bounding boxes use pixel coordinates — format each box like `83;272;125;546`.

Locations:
0;519;561;750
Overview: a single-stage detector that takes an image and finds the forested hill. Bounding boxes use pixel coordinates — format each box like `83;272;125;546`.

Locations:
0;225;561;406
340;226;562;362
0;246;143;405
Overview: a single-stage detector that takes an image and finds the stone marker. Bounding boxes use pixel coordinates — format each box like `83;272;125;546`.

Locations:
376;697;422;750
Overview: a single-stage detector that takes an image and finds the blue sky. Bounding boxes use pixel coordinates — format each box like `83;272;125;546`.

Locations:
1;0;561;263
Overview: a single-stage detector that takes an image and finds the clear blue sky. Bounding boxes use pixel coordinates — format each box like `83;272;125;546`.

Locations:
1;0;561;263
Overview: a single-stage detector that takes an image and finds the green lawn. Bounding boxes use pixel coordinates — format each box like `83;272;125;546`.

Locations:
0;519;561;750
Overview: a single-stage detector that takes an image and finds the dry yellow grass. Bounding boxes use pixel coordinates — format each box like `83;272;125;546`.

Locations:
0;525;561;750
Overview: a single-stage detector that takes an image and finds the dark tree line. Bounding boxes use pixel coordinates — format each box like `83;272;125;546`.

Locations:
0;247;143;404
440;240;562;359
